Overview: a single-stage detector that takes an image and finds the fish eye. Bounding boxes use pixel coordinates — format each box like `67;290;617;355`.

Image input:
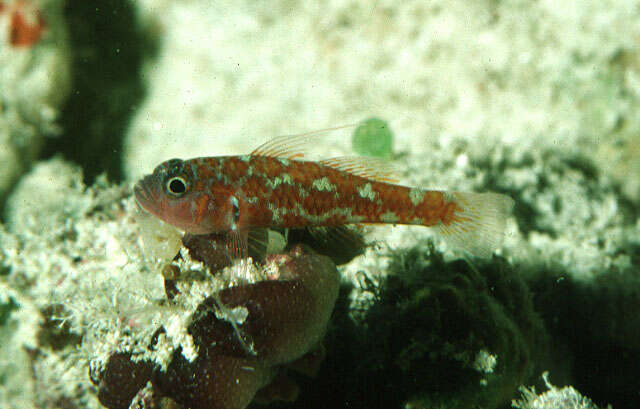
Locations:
166;176;189;197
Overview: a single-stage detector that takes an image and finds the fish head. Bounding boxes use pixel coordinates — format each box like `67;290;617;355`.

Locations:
134;158;215;234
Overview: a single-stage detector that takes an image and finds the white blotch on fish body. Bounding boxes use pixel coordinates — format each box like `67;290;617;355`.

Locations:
297;187;310;199
311;177;337;192
380;211;399;223
269;204;285;224
265;173;294;189
443;191;458;204
409;188;425;206
357;183;378;201
267;202;365;225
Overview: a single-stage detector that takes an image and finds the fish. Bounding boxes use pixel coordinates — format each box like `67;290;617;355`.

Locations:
134;130;514;260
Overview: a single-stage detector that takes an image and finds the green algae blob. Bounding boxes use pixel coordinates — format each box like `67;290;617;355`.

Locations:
352;118;394;158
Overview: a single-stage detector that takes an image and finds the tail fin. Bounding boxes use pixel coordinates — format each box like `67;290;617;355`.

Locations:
437;192;514;258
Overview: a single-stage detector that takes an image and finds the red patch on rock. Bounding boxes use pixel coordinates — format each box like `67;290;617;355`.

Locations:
1;1;46;47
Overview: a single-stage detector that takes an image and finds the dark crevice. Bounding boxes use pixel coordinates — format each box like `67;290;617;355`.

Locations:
529;268;640;409
41;0;158;184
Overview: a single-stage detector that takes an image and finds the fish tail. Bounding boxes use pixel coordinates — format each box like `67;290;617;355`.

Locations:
437;191;515;258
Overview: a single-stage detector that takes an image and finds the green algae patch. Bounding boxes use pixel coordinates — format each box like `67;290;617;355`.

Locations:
352;118;394;158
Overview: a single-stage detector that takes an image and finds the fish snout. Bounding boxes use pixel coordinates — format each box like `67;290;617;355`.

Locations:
134;176;160;213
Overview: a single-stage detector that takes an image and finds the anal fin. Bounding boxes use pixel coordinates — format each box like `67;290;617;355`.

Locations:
247;228;268;262
287;225;367;265
225;228;249;261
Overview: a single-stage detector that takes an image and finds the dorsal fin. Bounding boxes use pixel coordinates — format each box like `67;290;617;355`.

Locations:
251;124;356;159
319;156;400;183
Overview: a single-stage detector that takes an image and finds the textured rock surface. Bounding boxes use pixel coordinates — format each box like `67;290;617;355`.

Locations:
514;373;603;409
0;0;70;201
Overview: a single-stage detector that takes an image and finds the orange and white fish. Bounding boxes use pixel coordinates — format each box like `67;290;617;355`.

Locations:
134;131;514;259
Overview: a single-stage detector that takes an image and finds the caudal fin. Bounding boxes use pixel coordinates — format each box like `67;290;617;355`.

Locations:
437;192;515;258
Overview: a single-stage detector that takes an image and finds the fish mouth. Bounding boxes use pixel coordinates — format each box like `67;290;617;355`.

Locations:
133;177;158;214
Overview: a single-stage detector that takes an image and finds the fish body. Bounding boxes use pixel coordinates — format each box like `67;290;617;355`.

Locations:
135;133;514;258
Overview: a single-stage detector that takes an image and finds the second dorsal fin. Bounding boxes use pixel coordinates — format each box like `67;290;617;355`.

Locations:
319;156;400;183
251;124;356;159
